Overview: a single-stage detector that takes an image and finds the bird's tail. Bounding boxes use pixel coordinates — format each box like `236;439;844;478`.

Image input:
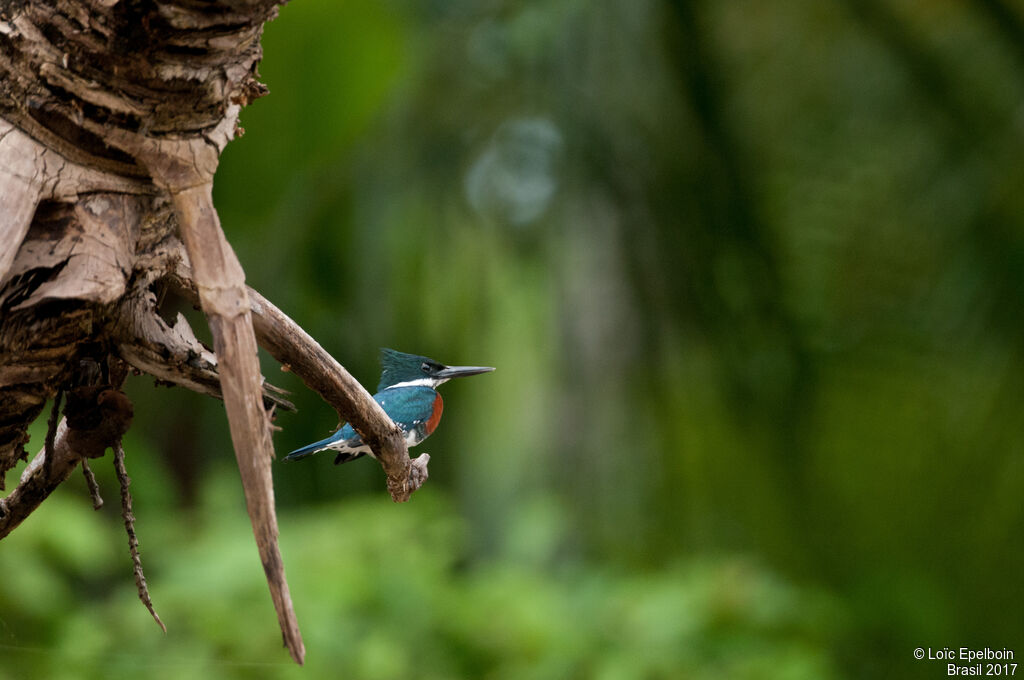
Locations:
284;436;335;462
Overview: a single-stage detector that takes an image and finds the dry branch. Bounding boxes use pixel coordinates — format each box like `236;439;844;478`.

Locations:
147;167;303;663
0;419;74;539
165;266;424;500
114;259;294;412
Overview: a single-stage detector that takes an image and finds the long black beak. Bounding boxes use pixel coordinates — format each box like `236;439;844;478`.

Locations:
435;365;496;380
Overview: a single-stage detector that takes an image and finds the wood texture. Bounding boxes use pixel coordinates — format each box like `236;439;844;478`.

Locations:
0;122;43;282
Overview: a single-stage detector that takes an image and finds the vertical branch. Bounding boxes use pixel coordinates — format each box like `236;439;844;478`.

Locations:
168;182;305;664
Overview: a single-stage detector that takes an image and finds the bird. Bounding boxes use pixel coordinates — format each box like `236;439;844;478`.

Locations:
285;348;494;465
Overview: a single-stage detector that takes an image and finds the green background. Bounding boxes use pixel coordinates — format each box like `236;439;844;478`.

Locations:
3;0;1023;677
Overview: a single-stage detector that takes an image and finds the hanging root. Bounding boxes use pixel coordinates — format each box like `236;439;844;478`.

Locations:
80;460;104;510
113;440;166;633
43;390;64;478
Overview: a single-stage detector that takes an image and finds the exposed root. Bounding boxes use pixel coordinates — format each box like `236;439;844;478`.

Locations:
113;440;166;634
0;0;310;664
81;459;104;510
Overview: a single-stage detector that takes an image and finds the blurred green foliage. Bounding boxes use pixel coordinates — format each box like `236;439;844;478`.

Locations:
0;470;843;680
3;0;1024;677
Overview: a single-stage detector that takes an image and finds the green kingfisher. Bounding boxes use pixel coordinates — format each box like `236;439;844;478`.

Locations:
285;348;494;464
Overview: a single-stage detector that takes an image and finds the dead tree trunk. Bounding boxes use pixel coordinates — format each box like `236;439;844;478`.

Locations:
0;0;427;664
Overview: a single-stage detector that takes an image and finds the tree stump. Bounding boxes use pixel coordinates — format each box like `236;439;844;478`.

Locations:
0;0;424;664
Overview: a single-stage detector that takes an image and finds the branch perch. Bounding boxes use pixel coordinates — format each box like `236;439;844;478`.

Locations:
246;291;423;501
162;267;425;500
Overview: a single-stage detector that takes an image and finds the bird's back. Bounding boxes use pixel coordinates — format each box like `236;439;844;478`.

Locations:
284;384;442;462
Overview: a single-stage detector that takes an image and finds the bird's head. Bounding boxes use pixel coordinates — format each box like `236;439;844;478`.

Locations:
378;348;495;391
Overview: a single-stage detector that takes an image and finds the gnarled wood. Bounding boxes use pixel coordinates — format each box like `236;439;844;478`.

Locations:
0;122;44;283
160;259;421;500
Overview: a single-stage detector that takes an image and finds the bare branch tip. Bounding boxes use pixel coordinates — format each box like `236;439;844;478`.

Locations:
386;453;430;503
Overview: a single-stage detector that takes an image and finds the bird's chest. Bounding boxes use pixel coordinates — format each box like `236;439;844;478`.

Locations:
381;389;443;444
424;392;444;435
409;393;443;444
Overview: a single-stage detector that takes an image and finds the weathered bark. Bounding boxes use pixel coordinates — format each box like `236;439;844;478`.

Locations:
0;0;422;664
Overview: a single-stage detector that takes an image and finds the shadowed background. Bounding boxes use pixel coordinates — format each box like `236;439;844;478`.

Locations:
2;0;1022;678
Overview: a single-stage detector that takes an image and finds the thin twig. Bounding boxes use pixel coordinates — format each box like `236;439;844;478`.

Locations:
43;390;63;477
113;439;166;633
80;459;103;510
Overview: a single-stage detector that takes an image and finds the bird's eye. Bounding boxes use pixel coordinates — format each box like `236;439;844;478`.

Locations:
421;362;431;373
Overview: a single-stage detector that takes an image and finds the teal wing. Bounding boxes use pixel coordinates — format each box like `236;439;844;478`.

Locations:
286;386;438;464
